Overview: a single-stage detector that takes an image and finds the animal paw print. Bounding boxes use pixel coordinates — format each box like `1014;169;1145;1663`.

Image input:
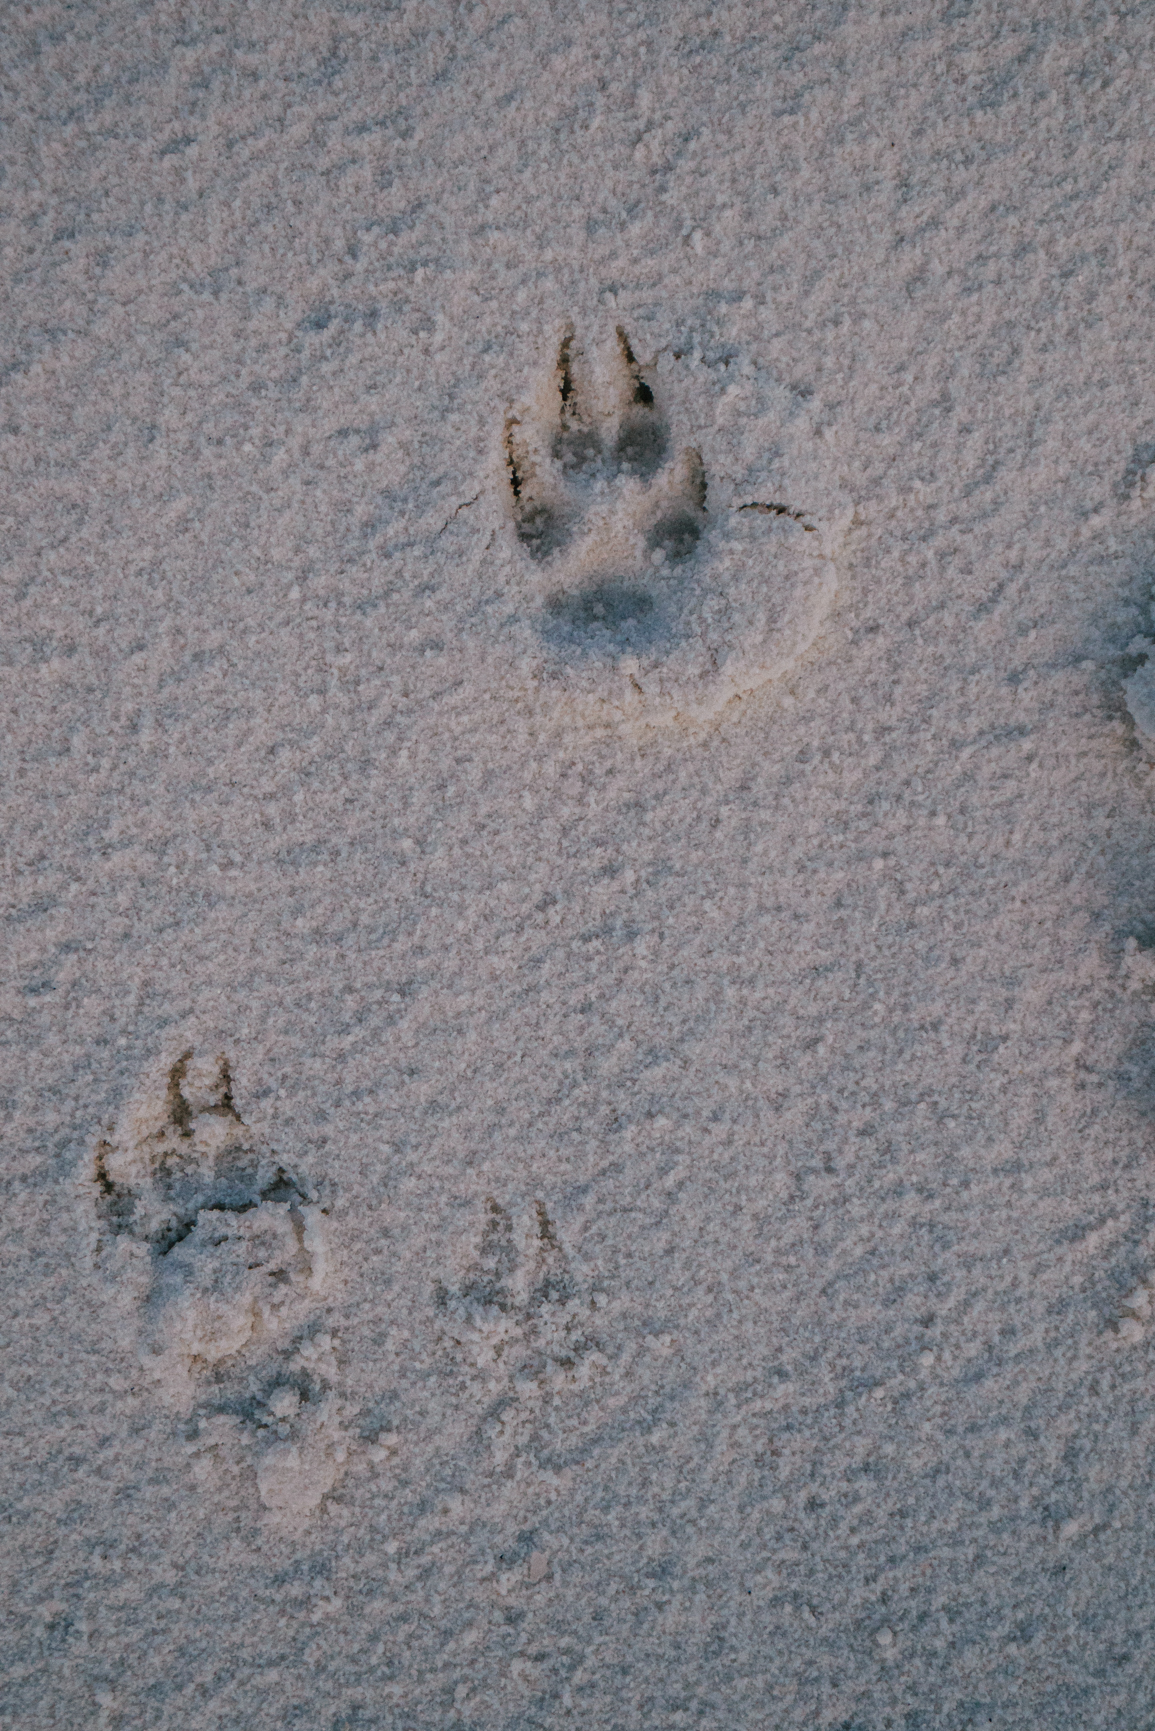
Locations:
506;327;706;588
499;326;843;724
1109;1277;1153;1346
89;1050;349;1515
186;1332;354;1520
436;1199;606;1403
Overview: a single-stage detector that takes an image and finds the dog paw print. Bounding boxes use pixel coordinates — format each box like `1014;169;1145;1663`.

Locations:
89;1050;349;1516
497;326;844;724
435;1199;607;1406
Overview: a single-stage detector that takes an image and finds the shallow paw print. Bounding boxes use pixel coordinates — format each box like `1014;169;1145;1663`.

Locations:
184;1342;353;1520
89;1049;348;1514
1109;1279;1152;1346
496;325;847;724
1123;648;1155;756
250;1361;352;1519
1122;934;1155;990
436;1200;606;1402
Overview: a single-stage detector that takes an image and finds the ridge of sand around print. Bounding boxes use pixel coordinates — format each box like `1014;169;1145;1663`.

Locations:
461;325;851;726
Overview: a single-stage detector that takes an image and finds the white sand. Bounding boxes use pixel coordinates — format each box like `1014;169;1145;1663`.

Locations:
4;3;1155;1725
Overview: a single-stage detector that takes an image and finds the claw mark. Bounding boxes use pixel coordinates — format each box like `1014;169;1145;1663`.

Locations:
166;1051;195;1137
215;1058;242;1122
614;328;666;475
165;1050;244;1136
558;327;577;413
685;447;707;513
739;501;817;531
616;327;655;407
506;414;562;555
504;416;525;501
535;1199;560;1249
436;492;481;536
553;329;602;474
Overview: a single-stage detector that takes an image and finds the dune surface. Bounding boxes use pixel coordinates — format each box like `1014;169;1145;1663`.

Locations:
4;4;1155;1726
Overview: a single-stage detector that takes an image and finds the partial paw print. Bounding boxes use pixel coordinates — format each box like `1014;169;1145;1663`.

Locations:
1123;642;1155;757
495;326;847;724
506;326;707;582
185;1332;352;1520
1108;1276;1154;1347
435;1200;607;1412
1121;935;1155;992
88;1050;350;1516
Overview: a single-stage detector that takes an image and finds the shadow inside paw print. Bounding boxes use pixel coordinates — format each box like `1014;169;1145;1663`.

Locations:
498;326;844;723
544;579;659;651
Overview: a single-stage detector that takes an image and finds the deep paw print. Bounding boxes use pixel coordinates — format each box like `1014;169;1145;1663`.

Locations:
498;326;845;724
435;1199;606;1404
506;327;705;580
89;1050;349;1516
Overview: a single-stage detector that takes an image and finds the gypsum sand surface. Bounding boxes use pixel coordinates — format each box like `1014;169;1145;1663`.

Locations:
4;2;1155;1727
